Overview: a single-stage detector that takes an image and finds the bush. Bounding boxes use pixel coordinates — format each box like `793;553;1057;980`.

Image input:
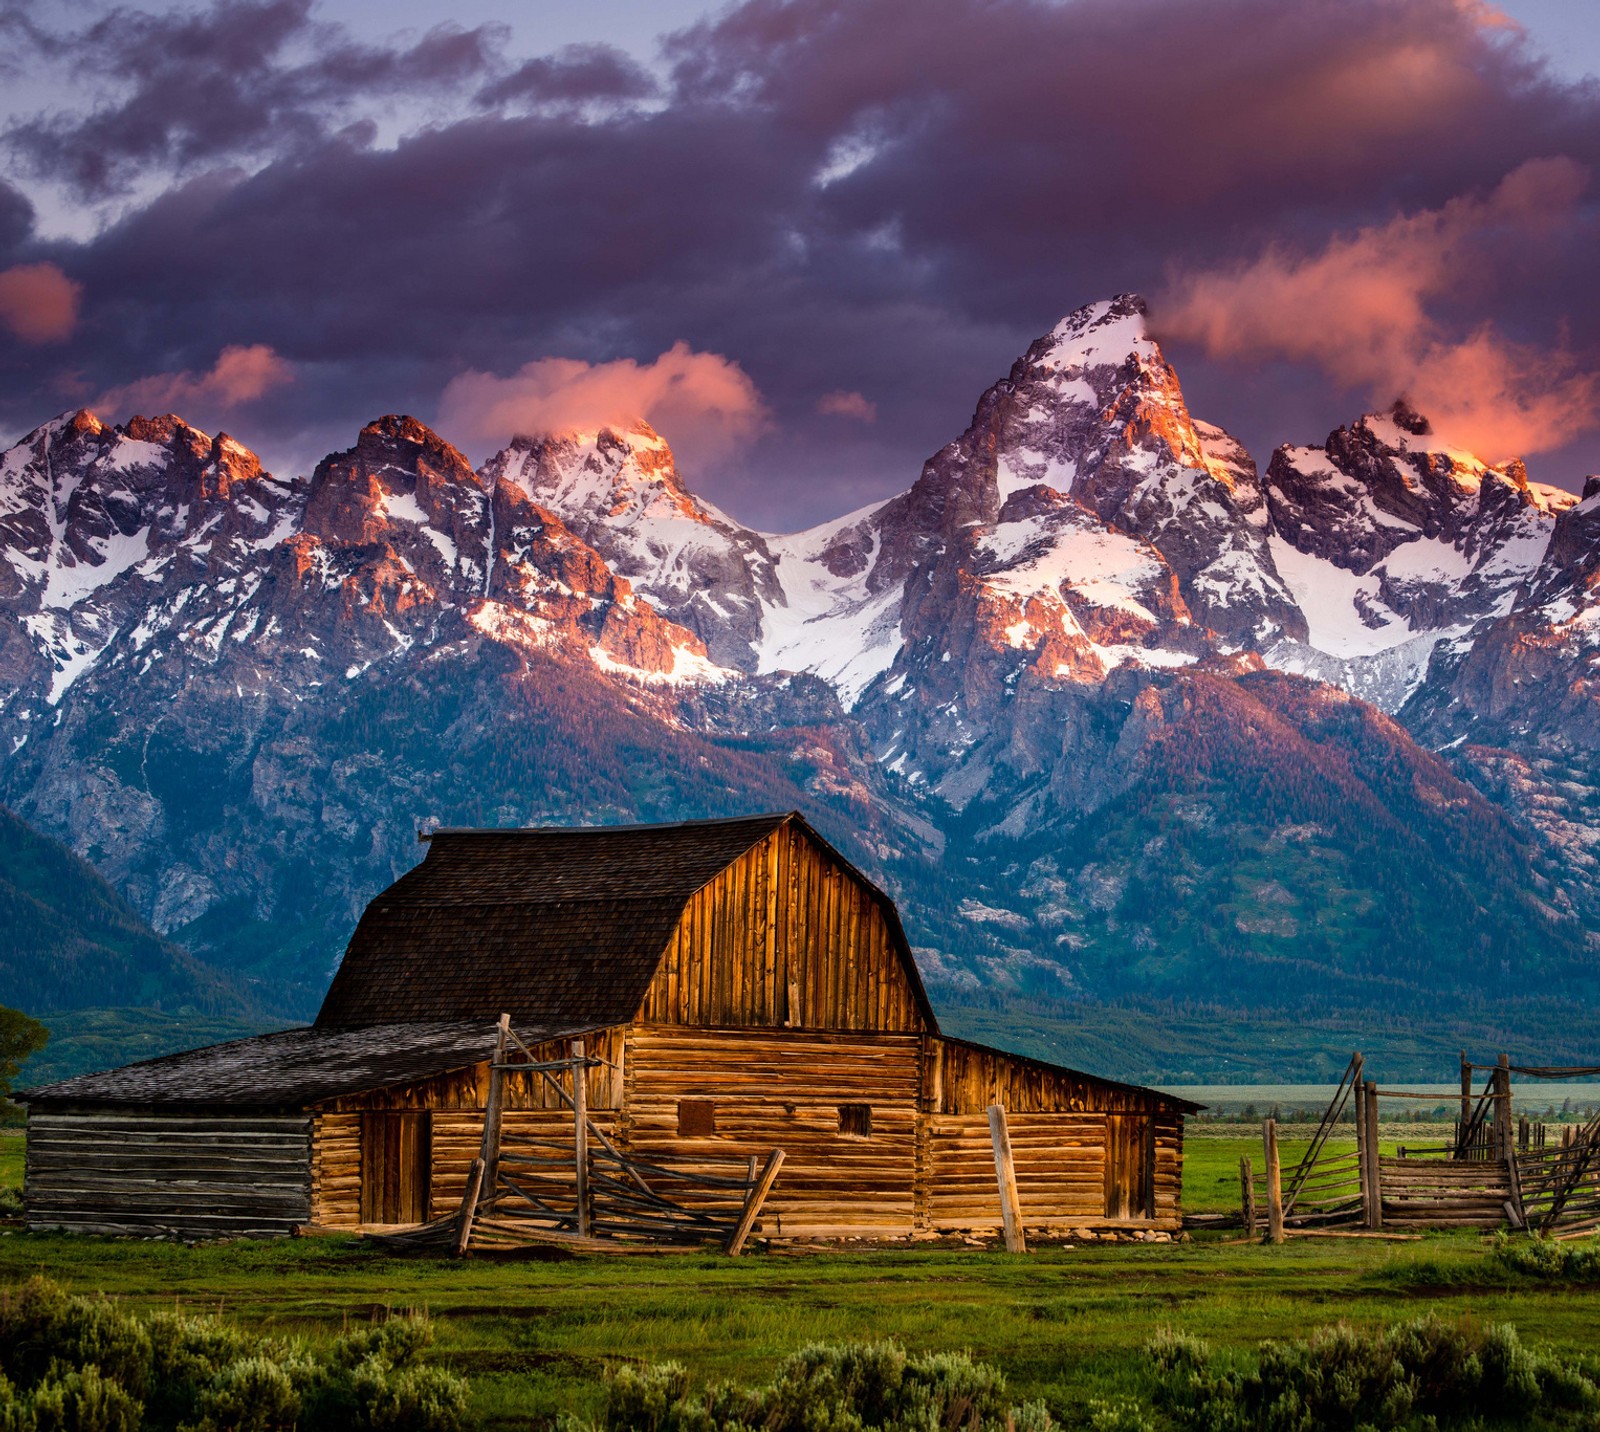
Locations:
0;1280;469;1432
25;1364;141;1432
1492;1235;1600;1283
571;1340;1050;1432
1147;1315;1600;1430
0;1279;152;1399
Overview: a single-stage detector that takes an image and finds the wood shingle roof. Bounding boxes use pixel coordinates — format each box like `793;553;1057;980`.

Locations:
20;1019;594;1109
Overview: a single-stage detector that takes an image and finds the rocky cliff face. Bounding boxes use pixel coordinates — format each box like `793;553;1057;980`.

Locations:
2;295;1598;1022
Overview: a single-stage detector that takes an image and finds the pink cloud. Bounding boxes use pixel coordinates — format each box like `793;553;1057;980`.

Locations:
1156;158;1599;460
438;342;767;466
94;344;295;417
816;390;877;422
0;263;82;344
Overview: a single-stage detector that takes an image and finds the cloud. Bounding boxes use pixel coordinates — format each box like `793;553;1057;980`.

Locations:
2;0;1600;520
4;0;504;198
0;261;80;343
94;343;295;418
475;43;659;111
816;390;877;421
438;344;768;467
1157;158;1598;459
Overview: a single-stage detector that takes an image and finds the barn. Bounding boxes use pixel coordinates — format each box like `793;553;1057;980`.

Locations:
22;812;1196;1245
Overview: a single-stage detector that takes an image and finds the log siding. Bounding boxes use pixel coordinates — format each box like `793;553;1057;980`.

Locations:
25;1112;312;1239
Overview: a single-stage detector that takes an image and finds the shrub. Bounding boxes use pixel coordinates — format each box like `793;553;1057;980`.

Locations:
0;1281;468;1432
1146;1316;1599;1431
0;1279;151;1399
26;1364;141;1432
1493;1236;1600;1283
142;1312;253;1427
572;1340;1050;1432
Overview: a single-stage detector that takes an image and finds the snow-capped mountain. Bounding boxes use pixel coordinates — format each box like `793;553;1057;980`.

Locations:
1261;402;1574;710
1;294;1598;1025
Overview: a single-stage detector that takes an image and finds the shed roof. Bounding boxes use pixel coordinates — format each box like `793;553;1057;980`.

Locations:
20;1019;598;1110
314;811;938;1029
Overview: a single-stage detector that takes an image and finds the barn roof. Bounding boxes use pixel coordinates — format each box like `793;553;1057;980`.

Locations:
314;811;937;1030
19;1019;597;1110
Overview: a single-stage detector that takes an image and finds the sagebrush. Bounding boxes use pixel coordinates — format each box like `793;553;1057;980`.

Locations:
0;1276;468;1432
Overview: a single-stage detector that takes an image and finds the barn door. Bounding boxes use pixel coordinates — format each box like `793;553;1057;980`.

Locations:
360;1112;432;1224
1104;1114;1154;1221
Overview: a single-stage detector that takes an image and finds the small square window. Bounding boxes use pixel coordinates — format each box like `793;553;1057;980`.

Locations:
838;1104;872;1137
677;1099;717;1137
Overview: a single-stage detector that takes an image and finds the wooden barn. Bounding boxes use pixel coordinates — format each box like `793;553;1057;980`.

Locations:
22;813;1195;1245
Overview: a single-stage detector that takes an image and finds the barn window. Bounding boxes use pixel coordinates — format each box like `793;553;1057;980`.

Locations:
677;1099;717;1136
838;1104;873;1137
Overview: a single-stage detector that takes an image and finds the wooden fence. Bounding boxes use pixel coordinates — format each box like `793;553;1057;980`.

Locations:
1239;1052;1600;1239
377;1016;785;1256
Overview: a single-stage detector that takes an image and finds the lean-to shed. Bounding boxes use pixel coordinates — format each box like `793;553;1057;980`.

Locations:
22;812;1196;1241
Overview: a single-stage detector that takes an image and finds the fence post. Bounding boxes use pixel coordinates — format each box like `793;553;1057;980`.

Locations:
1364;1081;1383;1231
1356;1078;1370;1226
1240;1156;1257;1237
988;1104;1027;1253
1495;1055;1513;1163
1263;1119;1284;1244
478;1013;512;1210
1459;1051;1472;1157
573;1038;590;1238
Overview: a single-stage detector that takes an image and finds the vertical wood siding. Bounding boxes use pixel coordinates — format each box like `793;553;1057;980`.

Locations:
25;1112;312;1238
639;825;923;1033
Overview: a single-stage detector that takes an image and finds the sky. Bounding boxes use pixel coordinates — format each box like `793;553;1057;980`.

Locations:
0;0;1598;530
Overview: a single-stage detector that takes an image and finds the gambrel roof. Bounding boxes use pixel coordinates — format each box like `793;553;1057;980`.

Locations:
314;811;937;1029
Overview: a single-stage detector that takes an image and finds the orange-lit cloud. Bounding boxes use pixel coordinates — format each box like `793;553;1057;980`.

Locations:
0;263;82;344
94;344;295;416
1158;158;1598;460
439;342;767;463
816;390;877;421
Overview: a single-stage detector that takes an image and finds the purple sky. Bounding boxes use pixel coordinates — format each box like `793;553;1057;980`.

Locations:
1;0;1598;529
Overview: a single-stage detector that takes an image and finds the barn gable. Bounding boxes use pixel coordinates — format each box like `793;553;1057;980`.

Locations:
315;812;935;1033
638;817;932;1031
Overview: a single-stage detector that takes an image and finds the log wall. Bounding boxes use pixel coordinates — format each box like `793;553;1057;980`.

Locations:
924;1111;1183;1231
25;1112;312;1239
309;1028;626;1226
620;1024;922;1237
639;824;923;1033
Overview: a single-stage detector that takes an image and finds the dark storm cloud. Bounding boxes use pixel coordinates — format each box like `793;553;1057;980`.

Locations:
3;0;1599;525
5;0;505;198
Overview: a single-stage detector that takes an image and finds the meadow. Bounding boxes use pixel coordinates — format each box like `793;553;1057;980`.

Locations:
3;1129;1598;1429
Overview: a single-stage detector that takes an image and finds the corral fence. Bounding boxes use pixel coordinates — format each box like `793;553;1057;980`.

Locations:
374;1015;785;1256
1239;1052;1600;1241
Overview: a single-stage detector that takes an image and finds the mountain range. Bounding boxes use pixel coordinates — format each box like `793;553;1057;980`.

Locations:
3;293;1598;1077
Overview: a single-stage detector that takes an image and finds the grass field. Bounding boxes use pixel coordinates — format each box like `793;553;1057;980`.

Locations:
3;1132;1599;1428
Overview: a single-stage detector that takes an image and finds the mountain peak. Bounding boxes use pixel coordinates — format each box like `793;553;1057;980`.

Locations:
1035;293;1156;372
352;415;476;480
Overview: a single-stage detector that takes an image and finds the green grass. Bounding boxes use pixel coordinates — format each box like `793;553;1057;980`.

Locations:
4;1138;1600;1428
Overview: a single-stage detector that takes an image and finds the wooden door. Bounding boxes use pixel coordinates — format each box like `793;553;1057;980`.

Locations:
360;1112;431;1224
1104;1114;1154;1220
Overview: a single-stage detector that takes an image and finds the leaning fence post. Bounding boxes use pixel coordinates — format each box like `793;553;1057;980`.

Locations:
1263;1119;1284;1244
1240;1156;1257;1237
477;1013;512;1211
988;1104;1027;1253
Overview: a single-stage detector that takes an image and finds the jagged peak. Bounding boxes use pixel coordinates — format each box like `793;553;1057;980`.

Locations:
1035;293;1158;372
488;419;700;514
351;414;476;479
